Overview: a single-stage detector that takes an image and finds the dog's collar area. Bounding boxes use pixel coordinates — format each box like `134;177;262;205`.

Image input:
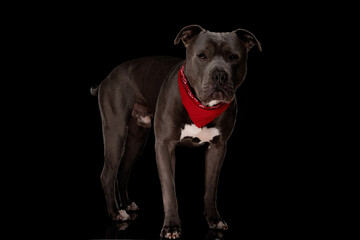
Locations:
178;64;231;128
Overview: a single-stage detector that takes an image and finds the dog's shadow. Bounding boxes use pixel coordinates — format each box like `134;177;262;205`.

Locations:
105;212;139;239
204;229;226;240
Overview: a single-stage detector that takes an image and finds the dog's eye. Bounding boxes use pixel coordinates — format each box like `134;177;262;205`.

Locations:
229;54;239;61
198;53;207;59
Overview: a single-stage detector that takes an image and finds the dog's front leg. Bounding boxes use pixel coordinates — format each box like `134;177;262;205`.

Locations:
155;140;181;239
204;142;229;230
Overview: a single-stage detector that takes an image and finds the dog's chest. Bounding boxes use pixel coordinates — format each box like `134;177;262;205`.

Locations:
180;124;220;143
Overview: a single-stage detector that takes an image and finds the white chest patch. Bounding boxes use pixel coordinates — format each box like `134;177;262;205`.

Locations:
180;124;220;143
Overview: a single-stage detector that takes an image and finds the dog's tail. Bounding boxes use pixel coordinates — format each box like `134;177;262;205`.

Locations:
90;84;99;96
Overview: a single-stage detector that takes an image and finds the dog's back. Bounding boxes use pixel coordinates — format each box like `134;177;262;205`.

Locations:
92;56;182;114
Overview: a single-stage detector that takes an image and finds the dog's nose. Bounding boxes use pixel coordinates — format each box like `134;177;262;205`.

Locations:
212;70;228;84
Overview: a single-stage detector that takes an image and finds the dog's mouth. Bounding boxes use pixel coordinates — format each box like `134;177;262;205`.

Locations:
188;80;235;107
201;88;235;107
197;78;235;107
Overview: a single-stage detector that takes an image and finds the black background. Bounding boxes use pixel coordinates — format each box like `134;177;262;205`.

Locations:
8;4;337;239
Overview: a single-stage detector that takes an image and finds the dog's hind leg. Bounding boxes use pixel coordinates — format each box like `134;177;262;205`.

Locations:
117;112;150;212
100;121;131;221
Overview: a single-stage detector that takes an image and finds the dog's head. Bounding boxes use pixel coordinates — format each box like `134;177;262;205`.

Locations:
175;25;261;107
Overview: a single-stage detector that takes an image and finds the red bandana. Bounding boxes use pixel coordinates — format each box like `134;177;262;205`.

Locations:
178;65;231;128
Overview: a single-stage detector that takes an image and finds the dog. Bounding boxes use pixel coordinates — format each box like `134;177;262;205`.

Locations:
91;24;261;239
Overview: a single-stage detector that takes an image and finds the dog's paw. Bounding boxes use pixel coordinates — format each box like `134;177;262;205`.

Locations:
112;210;130;221
208;219;228;231
160;217;182;239
125;202;140;212
205;211;228;231
160;225;181;239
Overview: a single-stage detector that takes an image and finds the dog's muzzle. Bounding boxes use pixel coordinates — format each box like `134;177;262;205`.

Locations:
202;69;235;106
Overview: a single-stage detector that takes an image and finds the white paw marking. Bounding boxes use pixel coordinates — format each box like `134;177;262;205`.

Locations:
180;124;220;143
118;209;130;221
126;202;139;211
216;221;227;229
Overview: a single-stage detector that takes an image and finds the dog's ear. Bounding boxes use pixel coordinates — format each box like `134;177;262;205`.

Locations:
174;25;205;47
233;29;262;52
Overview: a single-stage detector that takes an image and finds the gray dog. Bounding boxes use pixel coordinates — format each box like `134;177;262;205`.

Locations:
91;24;261;239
